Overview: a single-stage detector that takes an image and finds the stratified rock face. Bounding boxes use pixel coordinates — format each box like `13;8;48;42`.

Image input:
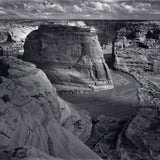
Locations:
114;22;160;73
113;22;160;110
23;25;113;94
0;56;101;160
107;22;160;160
0;23;37;56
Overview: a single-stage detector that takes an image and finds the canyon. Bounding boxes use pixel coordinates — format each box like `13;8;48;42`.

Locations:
0;20;160;160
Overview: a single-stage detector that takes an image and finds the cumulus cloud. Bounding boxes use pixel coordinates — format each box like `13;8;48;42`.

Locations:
73;5;82;13
0;0;159;19
90;2;112;11
121;2;152;13
0;10;6;14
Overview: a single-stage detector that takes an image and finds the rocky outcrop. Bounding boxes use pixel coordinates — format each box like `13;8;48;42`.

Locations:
100;21;160;160
86;115;124;160
0;146;64;160
23;25;113;94
114;22;160;73
86;110;160;160
113;22;160;109
0;56;101;160
0;23;37;57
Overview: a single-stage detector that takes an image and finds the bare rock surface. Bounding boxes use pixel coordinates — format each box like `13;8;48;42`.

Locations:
0;23;37;56
0;146;64;160
101;21;160;160
114;22;160;73
86;115;124;160
23;25;113;94
86;110;160;160
0;56;101;160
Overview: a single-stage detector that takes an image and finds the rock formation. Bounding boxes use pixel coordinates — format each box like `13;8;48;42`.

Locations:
23;25;113;94
0;23;37;57
114;22;160;73
92;21;160;160
0;56;101;160
1;20;160;160
0;146;64;160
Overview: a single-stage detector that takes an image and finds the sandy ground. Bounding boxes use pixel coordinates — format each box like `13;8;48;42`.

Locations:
61;70;140;120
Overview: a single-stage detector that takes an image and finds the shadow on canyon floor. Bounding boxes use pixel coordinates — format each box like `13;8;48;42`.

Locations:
61;70;140;120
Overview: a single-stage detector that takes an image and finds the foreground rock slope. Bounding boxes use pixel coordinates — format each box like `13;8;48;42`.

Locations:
0;56;101;160
23;25;113;94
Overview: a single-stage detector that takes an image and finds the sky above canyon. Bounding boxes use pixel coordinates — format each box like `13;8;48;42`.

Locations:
0;0;160;20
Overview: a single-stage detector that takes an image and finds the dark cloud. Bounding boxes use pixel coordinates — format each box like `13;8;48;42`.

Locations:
0;0;159;19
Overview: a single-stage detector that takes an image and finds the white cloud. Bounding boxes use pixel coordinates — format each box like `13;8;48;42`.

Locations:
45;3;65;12
73;5;82;13
0;10;6;14
0;0;159;19
121;3;136;13
121;2;152;13
90;2;112;11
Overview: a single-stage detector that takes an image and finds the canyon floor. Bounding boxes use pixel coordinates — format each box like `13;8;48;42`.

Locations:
61;70;140;120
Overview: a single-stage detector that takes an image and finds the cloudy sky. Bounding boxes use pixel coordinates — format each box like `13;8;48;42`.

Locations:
0;0;160;19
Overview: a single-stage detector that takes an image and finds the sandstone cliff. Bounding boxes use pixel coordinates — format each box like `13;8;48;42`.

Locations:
23;25;113;94
0;56;101;160
114;22;160;73
94;21;160;160
0;23;37;57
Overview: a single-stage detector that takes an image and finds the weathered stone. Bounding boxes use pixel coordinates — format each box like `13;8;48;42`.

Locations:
86;115;124;159
0;23;37;57
126;109;160;159
0;56;101;160
0;146;64;160
23;25;113;94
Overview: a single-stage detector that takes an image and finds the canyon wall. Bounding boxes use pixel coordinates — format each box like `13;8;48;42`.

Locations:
98;21;160;160
113;22;160;109
1;20;160;160
0;56;101;160
23;25;113;94
114;22;160;73
0;22;37;57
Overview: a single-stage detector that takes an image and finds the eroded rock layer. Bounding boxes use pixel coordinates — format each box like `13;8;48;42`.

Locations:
92;21;160;160
0;56;101;160
0;23;37;57
23;25;113;94
114;22;160;73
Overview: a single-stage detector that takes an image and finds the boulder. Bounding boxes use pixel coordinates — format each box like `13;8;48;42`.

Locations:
23;25;113;94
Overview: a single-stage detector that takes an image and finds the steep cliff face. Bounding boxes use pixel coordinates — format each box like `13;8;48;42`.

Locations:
113;22;160;109
0;56;101;160
114;22;160;73
100;22;160;160
79;21;160;160
0;23;37;56
23;25;113;94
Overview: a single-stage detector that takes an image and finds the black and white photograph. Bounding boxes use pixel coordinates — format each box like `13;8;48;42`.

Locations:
0;0;160;160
